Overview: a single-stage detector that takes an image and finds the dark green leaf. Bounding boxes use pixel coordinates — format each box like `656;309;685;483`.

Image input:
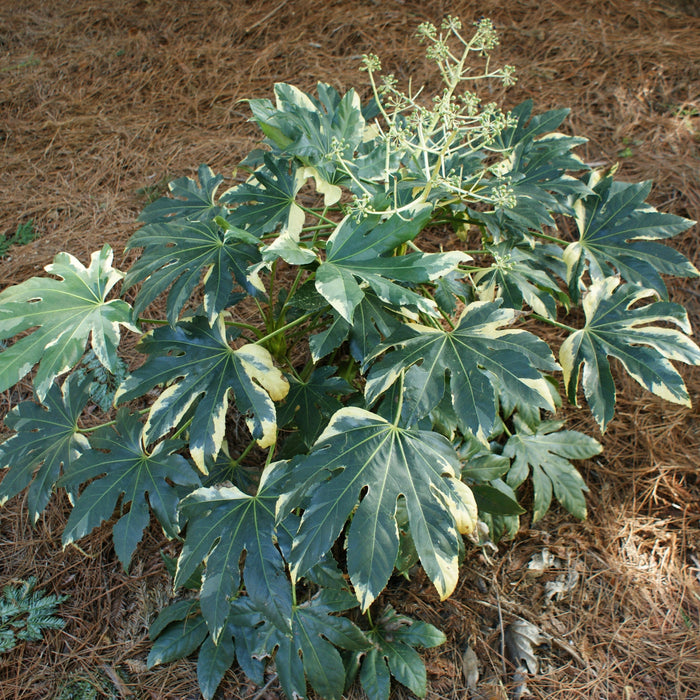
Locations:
258;589;369;700
277;367;353;448
281;408;477;610
148;607;209;667
474;243;567;319
361;606;446;700
478;479;521;541
348;292;404;363
0;245;133;400
0;374;91;522
221;155;304;237
470;483;525;516
125;219;259;326
175;463;293;641
197;630;235;700
565;175;697;301
316;204;466;322
309;312;350;362
365;301;558;439
493;100;570;149
458;432;510;482
504;419;601;521
137;165;227;224
149;599;200;640
59;409;200;569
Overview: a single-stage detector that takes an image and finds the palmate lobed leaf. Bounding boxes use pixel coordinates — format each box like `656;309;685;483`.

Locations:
315;203;468;323
361;606;446;700
221;154;305;237
280;407;478;611
175;463;293;642
148;597;266;699
560;278;700;431
0;374;91;522
0;245;134;400
565;174;697;302
137;164;228;224
503;418;601;521
115;315;289;471
125;219;260;326
257;588;370;700
473;242;567;319
248;82;365;181
365;300;559;440
58;409;201;570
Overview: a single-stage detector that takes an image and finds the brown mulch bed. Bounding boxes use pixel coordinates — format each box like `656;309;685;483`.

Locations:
0;0;699;698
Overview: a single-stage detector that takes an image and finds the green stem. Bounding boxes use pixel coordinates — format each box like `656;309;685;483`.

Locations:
136;317;169;326
232;440;256;467
79;407;150;433
298;205;338;226
254;311;317;347
530;313;577;333
529;230;569;246
171;418;193;441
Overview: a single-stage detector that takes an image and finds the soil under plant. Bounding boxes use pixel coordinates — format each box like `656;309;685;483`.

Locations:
0;1;698;698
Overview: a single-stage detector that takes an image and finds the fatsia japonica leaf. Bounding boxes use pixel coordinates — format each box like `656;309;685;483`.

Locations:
257;588;370;700
148;600;207;666
0;245;134;400
220;154;305;237
483;133;591;233
492;99;571;150
473;242;567;319
59;409;201;570
560;278;700;431
564;174;697;302
248;82;365;183
348;292;405;363
360;606;446;700
365;301;559;440
281;407;478;610
503;418;601;521
137;164;228;224
277;366;354;449
148;598;266;697
316;203;468;322
0;374;91;523
114;315;289;471
175;463;293;642
125;219;259;326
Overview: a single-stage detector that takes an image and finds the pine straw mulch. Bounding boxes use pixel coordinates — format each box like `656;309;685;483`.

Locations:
0;0;699;698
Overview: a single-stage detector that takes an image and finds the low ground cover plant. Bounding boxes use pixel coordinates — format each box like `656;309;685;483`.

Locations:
0;17;698;700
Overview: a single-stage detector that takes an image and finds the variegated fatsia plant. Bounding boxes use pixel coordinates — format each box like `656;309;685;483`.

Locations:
0;17;698;700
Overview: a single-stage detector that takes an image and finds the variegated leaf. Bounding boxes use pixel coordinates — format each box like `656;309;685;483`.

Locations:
115;315;289;470
560;278;700;430
0;245;134;400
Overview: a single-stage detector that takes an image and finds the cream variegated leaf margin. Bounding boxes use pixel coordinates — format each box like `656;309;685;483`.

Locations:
115;314;289;472
279;406;477;610
560;277;700;431
0;245;135;401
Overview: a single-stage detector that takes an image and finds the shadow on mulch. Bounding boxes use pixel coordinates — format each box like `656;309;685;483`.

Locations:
0;1;698;698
